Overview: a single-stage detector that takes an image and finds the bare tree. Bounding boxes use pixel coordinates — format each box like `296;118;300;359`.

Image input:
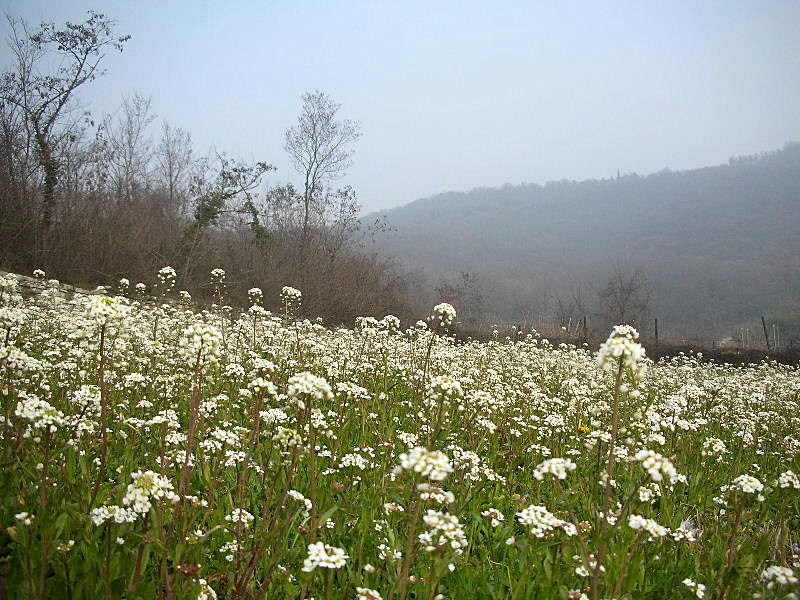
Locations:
102;93;155;200
436;271;486;325
552;282;589;335
0;11;129;228
284;91;361;242
597;262;651;327
156;121;194;210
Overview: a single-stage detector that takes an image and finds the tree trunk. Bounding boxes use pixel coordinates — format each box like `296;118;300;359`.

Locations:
36;133;57;231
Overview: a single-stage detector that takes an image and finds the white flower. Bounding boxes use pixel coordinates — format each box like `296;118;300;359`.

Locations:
702;437;727;458
417;483;455;504
481;508;505;527
86;295;129;325
301;541;349;571
198;578;218;600
179;323;223;361
15;394;64;432
638;483;662;503
248;288;263;305
634;449;681;484
418;510;468;555
281;286;302;305
356;588;382;600
532;458;577;481
627;514;669;540
398;447;453;481
225;508;255;526
157;266;177;288
287;490;313;516
14;512;34;525
729;474;763;494
681;578;706;598
122;471;180;514
597;325;646;375
431;303;457;327
516;505;574;538
90;505;138;526
775;470;800;489
287;372;333;407
760;565;797;589
428;375;463;399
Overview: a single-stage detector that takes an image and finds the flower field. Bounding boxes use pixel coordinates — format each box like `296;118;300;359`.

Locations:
1;271;799;600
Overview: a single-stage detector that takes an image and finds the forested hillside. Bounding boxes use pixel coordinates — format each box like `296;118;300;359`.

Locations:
368;144;800;340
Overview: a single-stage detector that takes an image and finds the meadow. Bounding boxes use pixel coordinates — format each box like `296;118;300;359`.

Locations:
0;269;798;600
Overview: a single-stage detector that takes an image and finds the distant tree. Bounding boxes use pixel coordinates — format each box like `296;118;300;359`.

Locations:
102;93;155;200
552;282;590;336
436;271;485;325
597;262;651;327
156;121;194;209
284;91;361;244
189;155;273;231
0;11;129;229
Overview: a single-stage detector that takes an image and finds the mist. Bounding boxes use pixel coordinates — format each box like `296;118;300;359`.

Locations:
1;0;798;213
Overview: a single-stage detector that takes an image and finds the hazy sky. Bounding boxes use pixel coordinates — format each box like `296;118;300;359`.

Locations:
2;0;798;213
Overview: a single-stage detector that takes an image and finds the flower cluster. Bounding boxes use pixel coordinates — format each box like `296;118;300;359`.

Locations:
532;457;577;481
516;504;577;538
122;471;180;514
481;508;505;527
15;394;65;432
301;542;349;572
634;449;681;484
398;447;453;481
728;474;764;495
596;325;646;376
15;512;34;526
210;268;226;285
701;437;727;458
418;509;468;555
157;266;177;291
759;565;797;589
224;508;255;527
775;470;800;490
682;578;706;598
281;286;302;310
627;514;670;540
287;372;333;408
179;323;224;361
417;483;455;504
431;302;457;327
86;295;128;325
248;287;263;305
90;505;138;526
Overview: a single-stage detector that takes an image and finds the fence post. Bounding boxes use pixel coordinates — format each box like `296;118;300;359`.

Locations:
761;316;770;350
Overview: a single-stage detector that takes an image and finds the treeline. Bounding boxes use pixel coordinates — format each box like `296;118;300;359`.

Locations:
0;12;413;322
371;143;800;340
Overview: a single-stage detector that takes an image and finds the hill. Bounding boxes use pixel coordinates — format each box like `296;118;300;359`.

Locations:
367;144;800;340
